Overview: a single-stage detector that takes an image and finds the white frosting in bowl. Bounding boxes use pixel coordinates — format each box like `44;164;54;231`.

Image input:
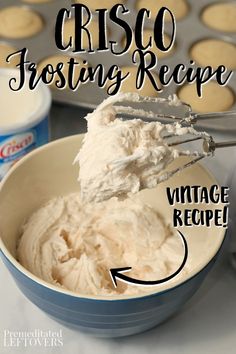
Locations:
17;193;186;296
0;134;226;300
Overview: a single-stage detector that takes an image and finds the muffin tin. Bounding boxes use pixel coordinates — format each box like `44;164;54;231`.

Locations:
0;0;236;131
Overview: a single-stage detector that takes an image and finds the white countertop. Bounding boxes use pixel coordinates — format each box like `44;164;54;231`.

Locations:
1;107;236;353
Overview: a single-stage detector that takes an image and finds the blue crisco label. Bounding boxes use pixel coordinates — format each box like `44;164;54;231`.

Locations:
0;116;49;180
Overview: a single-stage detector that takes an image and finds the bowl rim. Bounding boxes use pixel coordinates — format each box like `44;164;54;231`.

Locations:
0;135;227;302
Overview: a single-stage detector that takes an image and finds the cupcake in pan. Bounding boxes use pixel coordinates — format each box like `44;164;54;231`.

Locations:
178;82;235;113
202;2;236;33
190;39;236;70
0;6;43;39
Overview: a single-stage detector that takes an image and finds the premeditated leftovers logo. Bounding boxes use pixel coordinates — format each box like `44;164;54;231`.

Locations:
2;329;63;348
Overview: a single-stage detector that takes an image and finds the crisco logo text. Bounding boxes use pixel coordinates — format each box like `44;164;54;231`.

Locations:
0;133;35;160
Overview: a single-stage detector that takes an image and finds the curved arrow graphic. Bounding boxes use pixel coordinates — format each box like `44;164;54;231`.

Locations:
109;230;188;287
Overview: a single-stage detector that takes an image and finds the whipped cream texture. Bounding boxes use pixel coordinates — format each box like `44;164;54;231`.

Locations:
74;93;206;203
17;193;186;296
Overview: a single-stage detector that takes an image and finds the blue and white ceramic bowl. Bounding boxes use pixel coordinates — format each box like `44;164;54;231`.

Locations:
0;135;226;337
